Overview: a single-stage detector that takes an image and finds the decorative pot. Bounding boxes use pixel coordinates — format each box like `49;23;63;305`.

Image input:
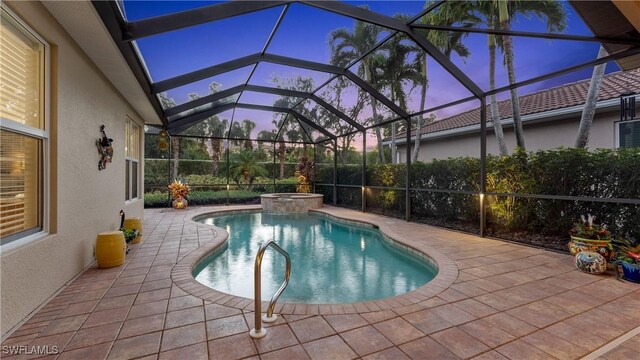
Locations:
123;217;143;244
172;196;188;209
568;236;613;261
95;231;126;268
574;251;607;274
621;262;640;283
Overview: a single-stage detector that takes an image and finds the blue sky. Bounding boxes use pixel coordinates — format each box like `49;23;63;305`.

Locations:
124;1;619;137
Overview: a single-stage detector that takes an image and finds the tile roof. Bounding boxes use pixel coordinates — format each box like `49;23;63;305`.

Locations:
400;69;640;138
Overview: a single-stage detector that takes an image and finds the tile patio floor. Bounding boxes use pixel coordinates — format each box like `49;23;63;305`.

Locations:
2;205;639;360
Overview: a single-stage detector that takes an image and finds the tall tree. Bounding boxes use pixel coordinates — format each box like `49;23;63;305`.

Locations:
493;0;567;149
330;17;386;163
412;1;474;161
158;92;179;179
575;45;608;148
471;1;508;155
241;119;256;149
375;29;421;163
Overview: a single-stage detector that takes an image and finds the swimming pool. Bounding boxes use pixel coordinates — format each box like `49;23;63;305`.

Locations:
193;212;437;304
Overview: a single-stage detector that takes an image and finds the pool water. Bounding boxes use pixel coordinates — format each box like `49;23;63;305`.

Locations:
193;212;437;303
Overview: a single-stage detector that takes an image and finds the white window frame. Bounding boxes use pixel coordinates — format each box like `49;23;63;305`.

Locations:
615;118;640;149
125;117;141;203
0;5;50;252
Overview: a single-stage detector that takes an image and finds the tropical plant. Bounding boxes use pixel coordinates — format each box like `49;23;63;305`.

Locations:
374;23;422;164
229;149;269;188
612;237;640;265
412;1;474;161
168;179;190;200
569;214;611;240
295;156;315;193
158;92;179;179
241;119;256;149
330;16;386;162
490;0;567;150
575;45;608;148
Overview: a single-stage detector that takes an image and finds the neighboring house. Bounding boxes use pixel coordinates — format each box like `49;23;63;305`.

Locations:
393;69;640;162
0;1;159;335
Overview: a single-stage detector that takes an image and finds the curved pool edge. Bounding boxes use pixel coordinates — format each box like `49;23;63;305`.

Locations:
170;205;458;316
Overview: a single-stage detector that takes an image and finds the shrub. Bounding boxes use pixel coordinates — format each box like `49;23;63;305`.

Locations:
333;147;640;242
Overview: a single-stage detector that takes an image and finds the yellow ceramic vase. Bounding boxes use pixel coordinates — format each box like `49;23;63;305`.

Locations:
123;217;143;244
95;231;126;268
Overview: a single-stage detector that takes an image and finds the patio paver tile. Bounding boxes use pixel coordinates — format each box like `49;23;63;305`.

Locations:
94;295;136;312
521;330;589;359
459;319;516;348
64;322;121;350
288;316;335;343
119;313;165;339
323;314;368;333
252;324;299;354
160;322;207;352
302;335;357;360
205;314;248;340
402;309;454;335
158;342;208;360
82;307;128;328
399;336;460;360
361;346;411;360
340;325;394;357
430;304;477;326
373;317;424;345
127;299;168;320
431;327;490;359
57;342;112;360
164;306;205;329
108;331;162;360
207;333;257;360
259;345;310;360
495;339;551;360
40;314;88;336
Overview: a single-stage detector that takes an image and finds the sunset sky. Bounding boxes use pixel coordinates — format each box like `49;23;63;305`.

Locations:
125;0;619;144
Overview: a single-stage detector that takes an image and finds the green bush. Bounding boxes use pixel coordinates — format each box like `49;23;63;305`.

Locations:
144;189;262;208
334;147;640;241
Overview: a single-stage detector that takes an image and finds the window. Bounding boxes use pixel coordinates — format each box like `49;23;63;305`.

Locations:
0;7;48;245
125;118;140;201
617;119;640;148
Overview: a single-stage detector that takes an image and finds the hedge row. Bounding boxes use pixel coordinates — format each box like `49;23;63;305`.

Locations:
145;159;301;183
327;148;640;243
144;189;264;208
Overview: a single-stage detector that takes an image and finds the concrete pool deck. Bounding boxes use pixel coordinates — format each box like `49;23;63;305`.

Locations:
2;205;639;359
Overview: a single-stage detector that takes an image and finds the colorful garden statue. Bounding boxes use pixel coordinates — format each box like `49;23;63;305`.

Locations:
96;125;114;171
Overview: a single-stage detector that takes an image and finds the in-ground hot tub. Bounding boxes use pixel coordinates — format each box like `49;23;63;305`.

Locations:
260;193;323;213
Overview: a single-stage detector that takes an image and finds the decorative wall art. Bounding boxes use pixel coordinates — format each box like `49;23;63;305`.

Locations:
96;125;114;170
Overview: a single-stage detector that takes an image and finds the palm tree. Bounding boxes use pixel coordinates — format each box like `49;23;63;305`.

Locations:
375;29;421;163
330;17;386;163
575;45;608;148
241;119;256;149
229;148;269;189
412;2;474;161
158;92;179;179
471;2;509;156
494;0;567;150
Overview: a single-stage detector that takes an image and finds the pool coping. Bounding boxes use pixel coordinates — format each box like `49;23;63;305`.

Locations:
170;205;458;315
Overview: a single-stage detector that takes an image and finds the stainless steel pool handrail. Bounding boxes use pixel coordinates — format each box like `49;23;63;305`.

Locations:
249;239;291;339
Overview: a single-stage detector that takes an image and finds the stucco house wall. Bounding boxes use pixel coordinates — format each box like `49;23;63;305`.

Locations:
1;1;145;336
396;107;620;162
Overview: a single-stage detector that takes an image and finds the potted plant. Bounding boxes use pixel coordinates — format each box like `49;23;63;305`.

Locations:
168;179;190;209
613;239;640;283
122;228;138;253
568;214;613;261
